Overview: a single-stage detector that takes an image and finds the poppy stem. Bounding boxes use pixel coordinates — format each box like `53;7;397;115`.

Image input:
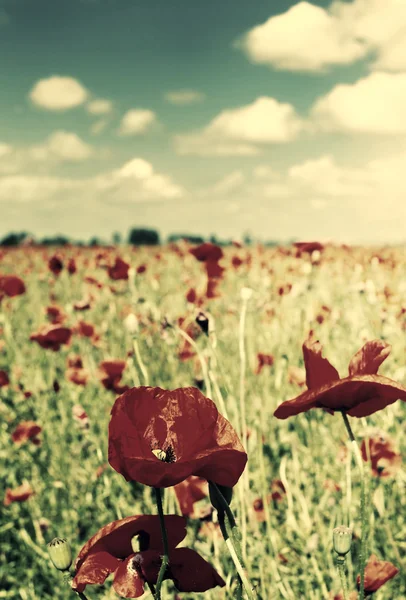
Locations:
340;412;367;600
217;514;256;600
154;487;169;600
336;560;349;600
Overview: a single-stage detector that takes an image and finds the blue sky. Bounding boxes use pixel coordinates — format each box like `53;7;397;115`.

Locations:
0;0;406;243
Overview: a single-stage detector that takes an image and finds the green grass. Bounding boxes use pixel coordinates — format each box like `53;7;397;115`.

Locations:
0;244;405;599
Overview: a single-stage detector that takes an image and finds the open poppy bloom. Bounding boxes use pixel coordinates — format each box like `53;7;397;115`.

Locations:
173;476;208;517
72;514;225;597
4;482;34;506
108;257;130;281
274;337;406;419
357;554;399;593
361;432;402;478
30;325;72;351
100;360;129;394
11;421;42;444
0;274;26;298
108;386;247;488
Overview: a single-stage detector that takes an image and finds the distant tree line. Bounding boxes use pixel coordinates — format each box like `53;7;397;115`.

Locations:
0;228;287;247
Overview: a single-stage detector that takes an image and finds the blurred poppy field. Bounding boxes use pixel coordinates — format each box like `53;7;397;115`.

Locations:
1;241;405;599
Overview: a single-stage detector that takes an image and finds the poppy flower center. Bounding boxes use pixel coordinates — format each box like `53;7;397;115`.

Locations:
151;445;176;463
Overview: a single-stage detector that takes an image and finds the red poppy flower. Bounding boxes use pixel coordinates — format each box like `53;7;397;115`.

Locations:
255;353;274;374
274;337;406;419
46;305;66;324
84;276;103;289
11;421;42;444
136;264;146;274
357;554;399;593
30;325;72;351
67;258;77;274
293;241;324;256
4;482;34;506
0;274;26;298
231;256;243;268
73;404;89;428
108;257;130;281
76;321;95;338
100;360;129;394
67;367;89;386
48;255;64;276
73;298;92;311
189;243;223;263
361;433;402;477
108;386;247;488
0;370;9;387
72;515;225;597
173;476;208;516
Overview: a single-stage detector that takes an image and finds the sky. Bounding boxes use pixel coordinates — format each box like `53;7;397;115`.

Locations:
0;0;406;243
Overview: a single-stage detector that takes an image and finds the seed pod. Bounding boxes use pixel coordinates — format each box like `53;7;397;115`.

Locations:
333;526;352;557
47;537;72;571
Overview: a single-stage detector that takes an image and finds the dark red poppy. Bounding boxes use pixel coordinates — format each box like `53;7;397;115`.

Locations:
76;321;95;338
136;264;146;275
189;243;223;263
108;258;130;281
72;515;225;597
274;338;406;419
67;368;89;386
48;254;64;276
174;476;208;516
4;482;34;506
186;288;197;304
73;404;89;428
231;256;243;268
73;299;92;311
11;421;42;444
67;258;77;274
84;276;103;289
46;305;66;324
293;241;324;256
255;353;274;374
100;360;129;394
108;386;247;488
0;370;9;387
360;433;402;477
30;325;72;351
0;274;26;298
357;554;399;593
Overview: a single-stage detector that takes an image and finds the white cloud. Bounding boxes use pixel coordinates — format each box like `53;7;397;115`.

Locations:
0;156;185;204
118;109;156;136
237;0;406;74
31;131;93;162
237;1;366;72
29;76;88;111
118;158;154;179
311;72;406;133
86;98;113;115
164;90;206;105
174;96;302;156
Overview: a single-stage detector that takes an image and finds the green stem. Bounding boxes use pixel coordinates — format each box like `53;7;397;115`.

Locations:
217;515;256;600
336;560;349;600
209;481;236;528
154;487;169;600
341;412;367;600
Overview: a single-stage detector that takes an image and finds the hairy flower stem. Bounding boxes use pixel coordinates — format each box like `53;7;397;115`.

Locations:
210;482;256;599
341;412;367;600
336;560;349;600
154;487;169;600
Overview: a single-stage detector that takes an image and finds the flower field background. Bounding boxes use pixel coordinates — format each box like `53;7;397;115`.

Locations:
1;242;405;599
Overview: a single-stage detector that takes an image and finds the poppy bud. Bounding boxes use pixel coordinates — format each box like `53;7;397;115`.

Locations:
47;537;72;571
209;482;233;516
333;526;352;560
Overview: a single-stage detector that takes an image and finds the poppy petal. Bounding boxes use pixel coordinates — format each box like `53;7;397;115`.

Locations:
112;555;145;598
75;515;186;570
302;337;339;389
169;548;226;592
274;375;406;419
348;340;391;376
72;550;120;592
